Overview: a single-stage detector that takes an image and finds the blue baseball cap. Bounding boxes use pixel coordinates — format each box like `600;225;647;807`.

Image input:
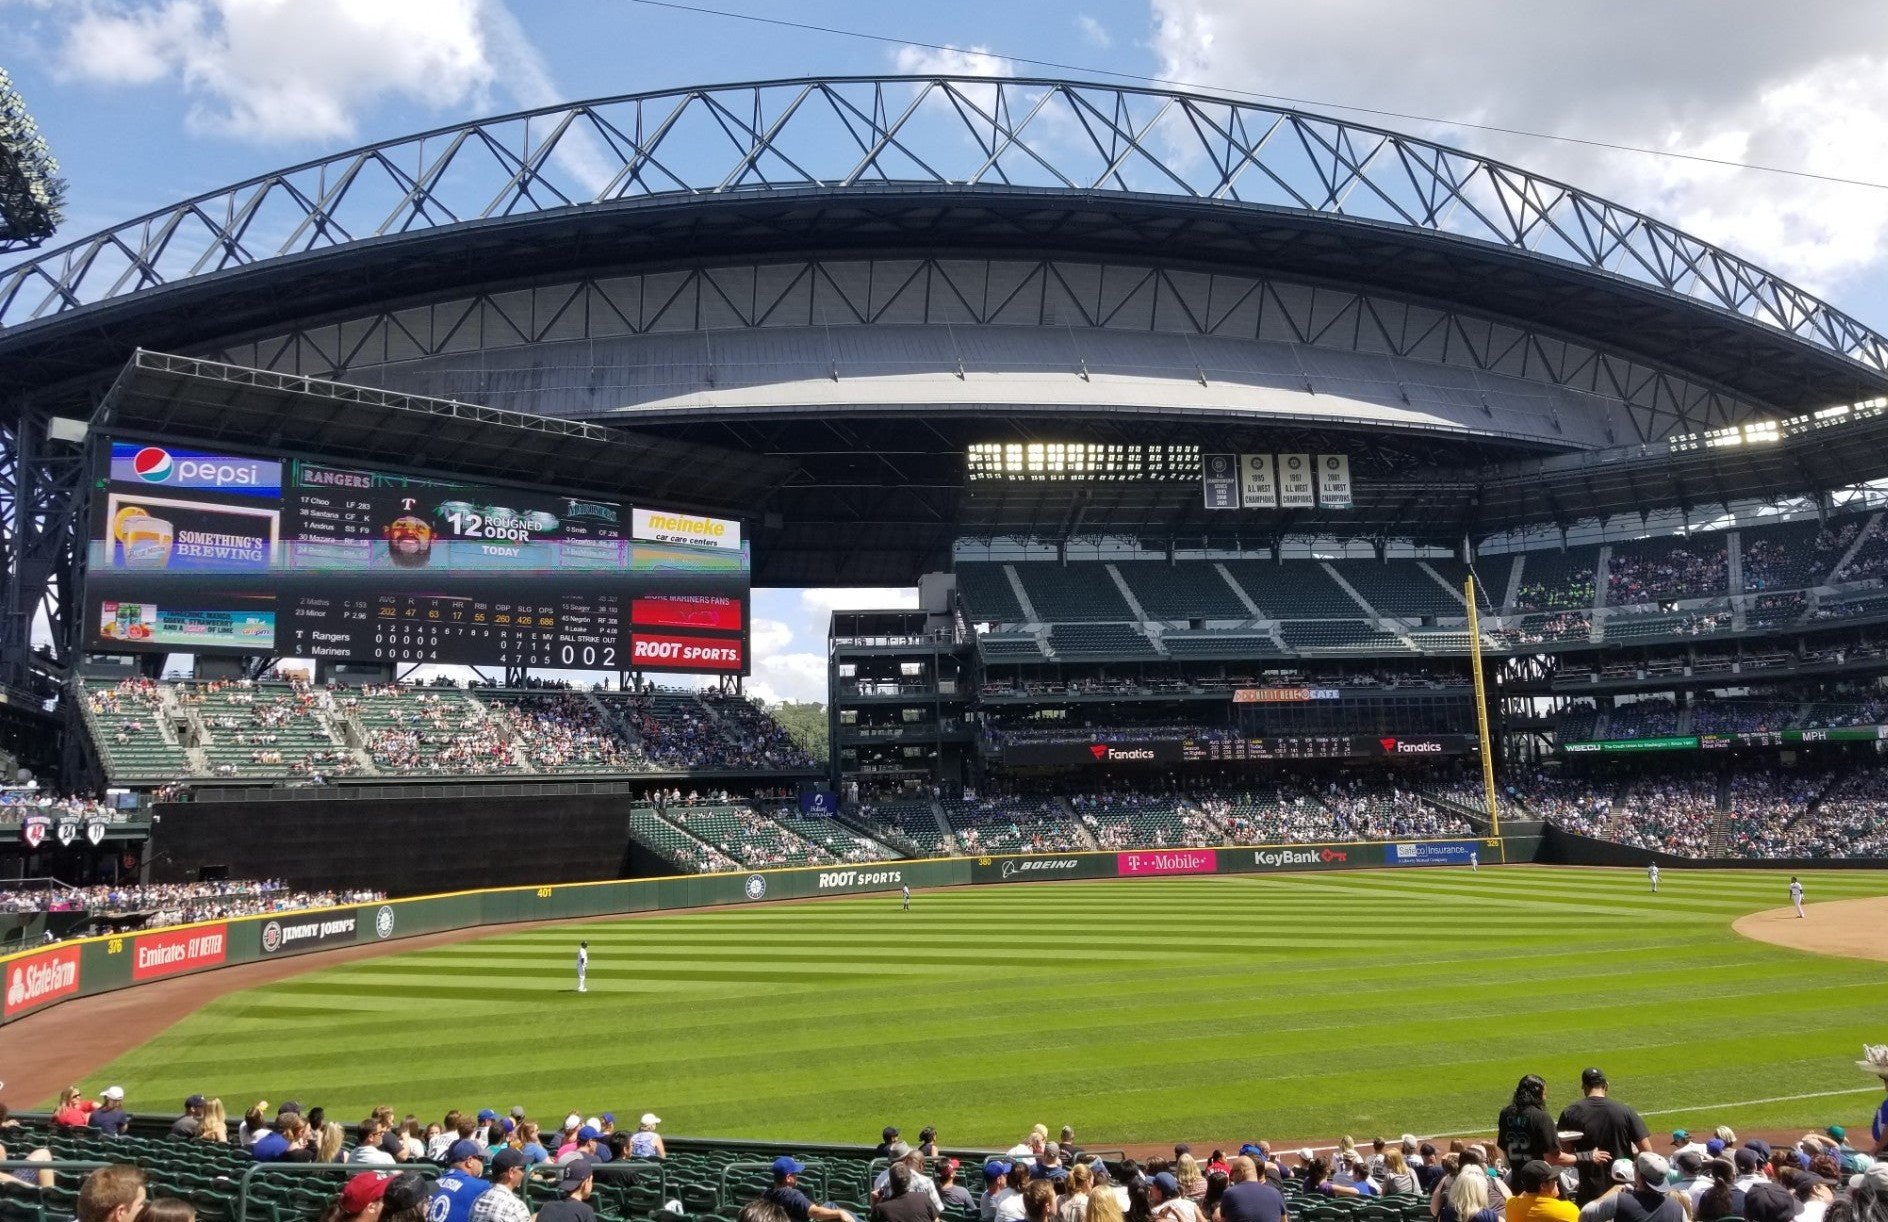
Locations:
773;1156;806;1178
578;1126;601;1142
478;1109;499;1122
447;1140;486;1164
984;1161;1013;1181
1239;1144;1264;1158
1707;1139;1726;1156
601;1113;615;1124
1152;1173;1180;1197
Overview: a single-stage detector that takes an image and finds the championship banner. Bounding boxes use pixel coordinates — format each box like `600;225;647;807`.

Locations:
1239;455;1277;509
20;815;50;849
55;821;77;847
1317;455;1353;509
85;820;108;846
1202;454;1239;510
1277;455;1315;508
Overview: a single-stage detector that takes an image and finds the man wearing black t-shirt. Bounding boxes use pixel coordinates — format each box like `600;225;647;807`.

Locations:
1557;1069;1651;1206
537;1158;598;1222
1610;1154;1683;1222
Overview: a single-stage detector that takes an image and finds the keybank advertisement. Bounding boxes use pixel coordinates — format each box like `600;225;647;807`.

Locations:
1387;841;1483;865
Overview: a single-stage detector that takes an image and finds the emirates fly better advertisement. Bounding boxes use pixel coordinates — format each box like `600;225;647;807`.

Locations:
84;441;750;674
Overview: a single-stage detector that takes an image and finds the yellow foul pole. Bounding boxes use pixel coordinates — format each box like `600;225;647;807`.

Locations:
1465;574;1501;838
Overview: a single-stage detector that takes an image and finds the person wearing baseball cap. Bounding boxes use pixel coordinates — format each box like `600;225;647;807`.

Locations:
982;1161;1022;1222
935;1160;973;1212
337;1173;392;1221
1606;1153;1682;1222
1556;1069;1652;1207
536;1158;597;1222
872;1143;943;1212
425;1140;494;1222
91;1087;130;1137
766;1156;858;1222
468;1148;531;1222
557;1127;602;1165
875;1128;902;1159
630;1114;666;1160
1507;1161;1578;1222
170;1096;207;1140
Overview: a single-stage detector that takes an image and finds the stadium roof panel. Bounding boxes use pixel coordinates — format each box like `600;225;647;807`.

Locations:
2;76;1886;414
97;350;793;515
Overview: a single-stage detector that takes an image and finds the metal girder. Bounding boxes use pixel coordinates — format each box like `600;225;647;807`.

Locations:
2;75;1884;381
0;404;86;693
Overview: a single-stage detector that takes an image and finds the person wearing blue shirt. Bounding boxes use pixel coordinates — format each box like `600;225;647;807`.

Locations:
765;1156;858;1222
428;1141;495;1222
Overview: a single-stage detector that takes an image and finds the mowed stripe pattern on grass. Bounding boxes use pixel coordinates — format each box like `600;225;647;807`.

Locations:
81;867;1888;1145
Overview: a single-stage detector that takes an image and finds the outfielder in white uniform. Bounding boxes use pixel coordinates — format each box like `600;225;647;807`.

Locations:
1648;863;1660;893
1469;850;1479;872
577;940;589;993
902;884;911;911
1790;877;1805;918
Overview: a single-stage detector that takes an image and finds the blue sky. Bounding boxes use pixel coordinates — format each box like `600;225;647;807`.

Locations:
8;0;1888;701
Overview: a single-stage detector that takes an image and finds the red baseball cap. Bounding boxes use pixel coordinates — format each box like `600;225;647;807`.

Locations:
341;1173;391;1215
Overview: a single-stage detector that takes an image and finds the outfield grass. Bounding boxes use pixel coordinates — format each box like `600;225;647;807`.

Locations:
79;866;1888;1146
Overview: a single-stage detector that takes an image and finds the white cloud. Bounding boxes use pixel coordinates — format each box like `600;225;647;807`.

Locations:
751;617;795;657
892;43;1018;80
751;650;829;706
56;0;506;143
799;588;920;614
1147;0;1888;295
1076;15;1113;49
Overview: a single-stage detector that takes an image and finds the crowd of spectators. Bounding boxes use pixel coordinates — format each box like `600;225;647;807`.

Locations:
1720;769;1832;858
0;788;116;822
1507;612;1591;645
1607;540;1728;604
0;879;384;927
487;695;645;773
1514;561;1595;613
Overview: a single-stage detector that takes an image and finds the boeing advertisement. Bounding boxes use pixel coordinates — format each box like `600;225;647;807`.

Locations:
84;440;750;674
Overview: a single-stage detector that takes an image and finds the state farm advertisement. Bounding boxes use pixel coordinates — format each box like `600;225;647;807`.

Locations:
631;595;744;632
132;923;229;981
629;631;744;673
1116;850;1218;876
4;945;82;1016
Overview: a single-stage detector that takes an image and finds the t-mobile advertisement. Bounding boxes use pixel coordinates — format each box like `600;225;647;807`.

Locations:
1116;850;1218;876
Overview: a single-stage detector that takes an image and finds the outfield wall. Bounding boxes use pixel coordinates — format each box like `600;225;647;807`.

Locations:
0;837;1499;1027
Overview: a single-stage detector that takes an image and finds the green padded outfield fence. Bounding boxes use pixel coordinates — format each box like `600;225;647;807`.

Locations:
0;836;1510;1027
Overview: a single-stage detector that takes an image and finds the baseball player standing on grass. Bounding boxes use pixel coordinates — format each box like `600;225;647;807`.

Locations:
576;941;588;993
1470;849;1478;872
1790;876;1805;918
1648;862;1659;893
902;884;911;911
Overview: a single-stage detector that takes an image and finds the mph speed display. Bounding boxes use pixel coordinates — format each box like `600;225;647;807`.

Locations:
84;441;750;674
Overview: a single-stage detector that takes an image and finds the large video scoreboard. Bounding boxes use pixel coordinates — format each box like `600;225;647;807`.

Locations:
83;441;750;674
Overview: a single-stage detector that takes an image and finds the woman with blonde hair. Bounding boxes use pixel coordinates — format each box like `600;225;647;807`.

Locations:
316;1122;346;1163
51;1087;91;1128
1381;1150;1420;1196
1441;1162;1502;1222
1088;1184;1127;1222
1175;1156;1207;1203
199;1099;228;1144
1060;1163;1094;1222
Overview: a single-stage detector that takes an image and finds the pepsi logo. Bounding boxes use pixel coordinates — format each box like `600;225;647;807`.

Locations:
133;447;173;482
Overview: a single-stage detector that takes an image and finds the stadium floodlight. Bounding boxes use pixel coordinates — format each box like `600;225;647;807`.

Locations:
0;68;65;254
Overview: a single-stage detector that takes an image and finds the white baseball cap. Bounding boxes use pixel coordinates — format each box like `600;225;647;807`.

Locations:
101;1086;124;1100
641;1114;662;1127
564;1113;582;1131
585;1117;602;1131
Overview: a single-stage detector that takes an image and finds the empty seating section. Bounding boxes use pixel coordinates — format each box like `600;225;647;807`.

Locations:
1047;623;1154;657
1162;632;1285;658
953;562;1025;622
1221;561;1360;617
977;635;1043;659
1607;534;1728;603
1428;558;1499;610
1328;561;1462;617
1278;621;1406;652
1011;563;1133;621
631;806;737;873
942;795;1083;853
1510;547;1599;611
1114;561;1249;619
854;799;950;853
1405;630;1477;653
666;804;831;868
81;679;191;783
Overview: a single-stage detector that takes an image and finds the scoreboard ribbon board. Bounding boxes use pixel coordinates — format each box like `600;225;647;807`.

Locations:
84;441;750;674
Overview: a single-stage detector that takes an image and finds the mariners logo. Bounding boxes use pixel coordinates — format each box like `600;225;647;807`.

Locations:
260;920;283;954
374;905;395;939
132;446;174;482
743;874;767;901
